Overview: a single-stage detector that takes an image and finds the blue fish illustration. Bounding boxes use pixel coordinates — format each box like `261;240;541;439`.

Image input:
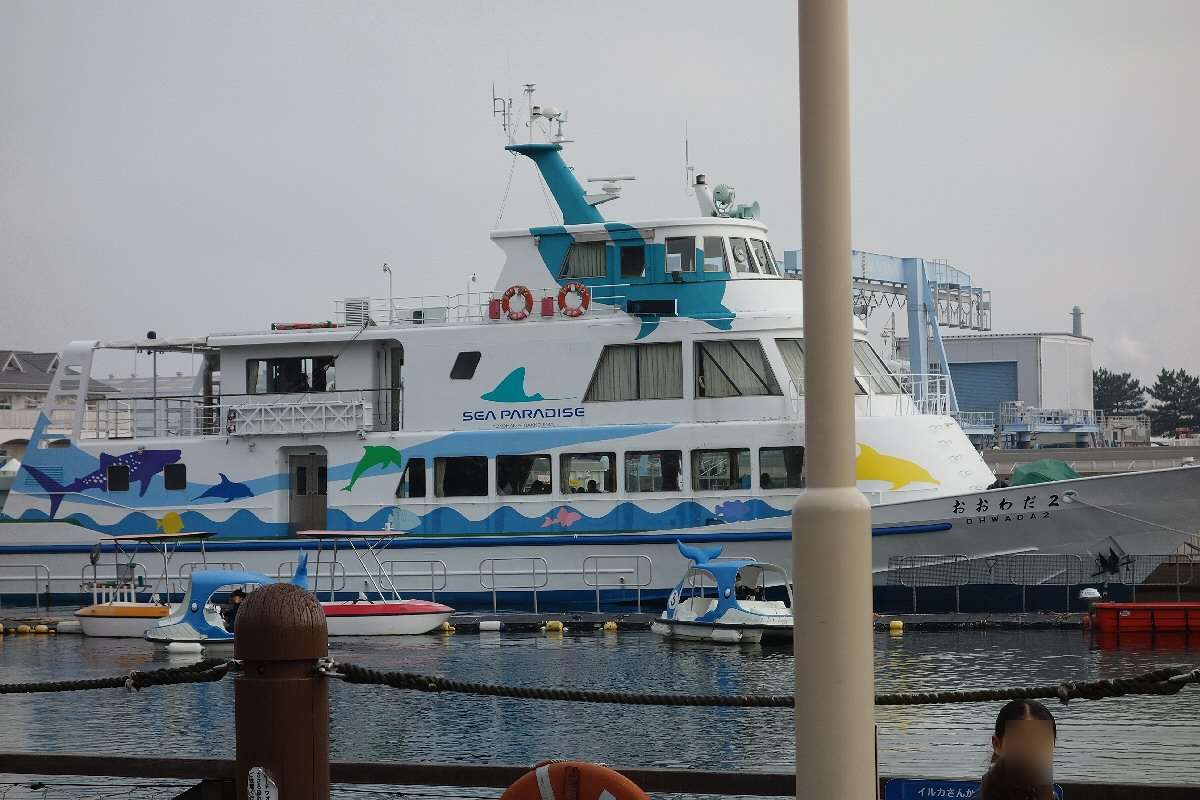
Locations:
677;540;724;565
194;473;254;503
23;449;182;518
481;367;546;403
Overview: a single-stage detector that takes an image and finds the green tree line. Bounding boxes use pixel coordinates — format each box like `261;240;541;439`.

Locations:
1093;367;1200;436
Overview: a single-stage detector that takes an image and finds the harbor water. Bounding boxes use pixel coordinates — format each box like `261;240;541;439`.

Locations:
0;624;1196;786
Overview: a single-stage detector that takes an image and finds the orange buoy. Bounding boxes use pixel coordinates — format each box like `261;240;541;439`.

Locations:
501;761;649;800
501;285;535;321
557;282;591;317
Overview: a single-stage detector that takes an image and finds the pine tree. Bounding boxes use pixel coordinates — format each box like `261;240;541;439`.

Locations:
1092;368;1146;416
1148;368;1200;436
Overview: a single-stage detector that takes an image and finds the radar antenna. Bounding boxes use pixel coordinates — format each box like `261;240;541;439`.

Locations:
584;176;636;207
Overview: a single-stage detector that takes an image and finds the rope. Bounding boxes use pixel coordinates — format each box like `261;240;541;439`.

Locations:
0;658;234;694
1068;495;1199;539
494;152;517;228
330;661;1200;708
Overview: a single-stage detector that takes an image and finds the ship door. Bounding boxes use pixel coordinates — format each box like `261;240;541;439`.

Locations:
289;453;328;534
387;345;404;431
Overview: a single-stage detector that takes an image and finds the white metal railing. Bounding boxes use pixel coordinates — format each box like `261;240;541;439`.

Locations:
178;561;246;578
80;562;153;603
0;564;51;613
792;373;951;418
953;411;997;430
999;402;1099;430
581;554;652;613
333;285;632;329
0;409;42;430
380;560;448;601
228;393;366;437
479;556;550;612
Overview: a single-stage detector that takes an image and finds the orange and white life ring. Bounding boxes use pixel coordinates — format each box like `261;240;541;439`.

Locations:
557;282;591;317
500;762;650;800
501;284;534;321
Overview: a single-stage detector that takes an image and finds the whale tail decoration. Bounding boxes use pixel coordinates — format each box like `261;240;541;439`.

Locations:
21;464;68;518
291;552;310;590
677;540;724;565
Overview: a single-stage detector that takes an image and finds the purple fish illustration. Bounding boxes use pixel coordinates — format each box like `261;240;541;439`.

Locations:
22;449;182;518
715;500;754;522
540;506;583;529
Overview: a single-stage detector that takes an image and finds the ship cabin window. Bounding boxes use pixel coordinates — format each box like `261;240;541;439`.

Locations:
749;239;779;276
776;338;805;393
702;236;728;272
246;356;336;394
759;446;805;489
434;456;488;498
692;448;751;492
561;452;616;494
624;450;683;493
497;454;552;496
729;237;757;274
665;237;696;272
106;464;130;492
294;466;308;496
395;458;426;499
585;343;683;402
450;351;482;380
561;241;607;279
317;466;328;496
695;340;781;398
0;396;10;410
619;245;646;278
164;464;187;491
853;341;902;394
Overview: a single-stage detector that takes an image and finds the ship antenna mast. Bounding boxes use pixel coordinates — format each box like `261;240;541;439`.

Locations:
492;84;515;145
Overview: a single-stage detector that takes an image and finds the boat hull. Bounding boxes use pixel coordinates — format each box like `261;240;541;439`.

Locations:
74;603;170;638
321;601;453;636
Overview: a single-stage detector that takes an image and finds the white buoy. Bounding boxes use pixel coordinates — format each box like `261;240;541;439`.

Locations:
166;641;204;655
479;619;502;632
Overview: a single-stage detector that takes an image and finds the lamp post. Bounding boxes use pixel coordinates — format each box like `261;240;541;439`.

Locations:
382;263;393;325
467;272;477;317
794;2;875;799
146;331;158;437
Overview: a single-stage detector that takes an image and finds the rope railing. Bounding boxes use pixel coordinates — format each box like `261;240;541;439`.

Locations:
0;659;1196;709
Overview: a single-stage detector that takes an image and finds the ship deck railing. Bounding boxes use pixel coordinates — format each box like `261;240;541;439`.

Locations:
332;284;632;328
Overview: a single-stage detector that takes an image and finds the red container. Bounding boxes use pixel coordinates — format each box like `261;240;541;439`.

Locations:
1091;601;1200;633
488;298;501;320
541;296;555;317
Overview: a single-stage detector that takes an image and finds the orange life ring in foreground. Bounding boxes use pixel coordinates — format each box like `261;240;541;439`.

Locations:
501;284;535;321
557;282;591;317
501;762;649;800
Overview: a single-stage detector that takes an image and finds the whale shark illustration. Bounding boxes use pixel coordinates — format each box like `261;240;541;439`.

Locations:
677;540;724;565
481;367;547;403
23;448;182;518
855;443;940;489
343;445;405;491
193;473;254;503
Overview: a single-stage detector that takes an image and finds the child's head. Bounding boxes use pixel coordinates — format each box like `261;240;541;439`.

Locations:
980;755;1055;800
991;699;1057;769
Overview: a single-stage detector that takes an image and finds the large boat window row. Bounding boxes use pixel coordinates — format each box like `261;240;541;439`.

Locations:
392;446;806;500
559;234;781;280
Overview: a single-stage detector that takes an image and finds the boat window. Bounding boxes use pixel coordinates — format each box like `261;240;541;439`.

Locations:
729;237;757;273
434;456;488;497
561;242;607;279
317;466;328;496
497;454;552;496
106;464;130;492
584;343;683;402
0;397;10;410
702;237;728;272
776;338;805;394
619;245;646;278
759;446;805;489
750;240;778;275
665;237;696;273
624;450;683;493
691;448;751;492
561;452;616;494
695;340;781;398
246;356;336;394
853;341;902;394
395;458;426;499
164;464;187;491
294;466;308;496
450;351;482;380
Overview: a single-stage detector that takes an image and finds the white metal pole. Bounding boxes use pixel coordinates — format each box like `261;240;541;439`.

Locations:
794;2;875;799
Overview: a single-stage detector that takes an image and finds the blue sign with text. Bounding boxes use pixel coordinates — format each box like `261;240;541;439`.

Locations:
885;779;1062;799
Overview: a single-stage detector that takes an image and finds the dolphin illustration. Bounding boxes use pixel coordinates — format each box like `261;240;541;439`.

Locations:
677;540;724;565
193;473;254;503
343;445;405;491
855;443;940;489
22;448;182;518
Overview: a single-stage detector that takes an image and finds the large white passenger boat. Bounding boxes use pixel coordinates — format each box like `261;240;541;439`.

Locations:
2;97;1197;608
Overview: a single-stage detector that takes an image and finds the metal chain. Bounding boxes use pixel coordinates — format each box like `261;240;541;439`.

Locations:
329;661;1200;708
0;658;235;694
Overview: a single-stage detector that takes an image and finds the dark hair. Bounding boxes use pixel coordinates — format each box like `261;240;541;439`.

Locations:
994;700;1057;742
979;756;1054;800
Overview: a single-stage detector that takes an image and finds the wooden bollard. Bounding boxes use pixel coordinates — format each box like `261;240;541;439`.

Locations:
234;583;330;800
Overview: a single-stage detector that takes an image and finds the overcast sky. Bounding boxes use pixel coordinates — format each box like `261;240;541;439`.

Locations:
2;1;1195;382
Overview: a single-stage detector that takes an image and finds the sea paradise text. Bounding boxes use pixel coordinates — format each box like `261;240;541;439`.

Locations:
462;406;586;422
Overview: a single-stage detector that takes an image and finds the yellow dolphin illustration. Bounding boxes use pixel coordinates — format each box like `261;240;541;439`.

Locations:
156;511;185;535
856;443;939;489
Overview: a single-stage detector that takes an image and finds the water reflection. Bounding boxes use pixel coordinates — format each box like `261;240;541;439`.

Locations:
0;629;1194;784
